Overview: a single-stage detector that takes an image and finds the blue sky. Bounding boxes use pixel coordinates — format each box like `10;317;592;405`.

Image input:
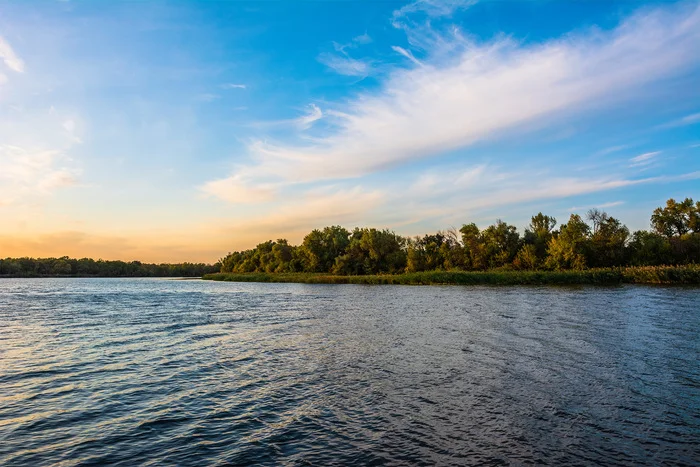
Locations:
1;0;699;262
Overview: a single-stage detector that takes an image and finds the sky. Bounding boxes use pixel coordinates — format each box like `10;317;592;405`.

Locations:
1;0;699;263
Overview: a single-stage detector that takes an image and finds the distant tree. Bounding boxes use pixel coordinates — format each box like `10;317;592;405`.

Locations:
334;228;406;274
628;231;672;266
513;244;538;270
302;226;351;272
651;198;698;237
587;213;630;267
546;214;590;270
459;223;486;270
481;220;520;268
523;212;557;265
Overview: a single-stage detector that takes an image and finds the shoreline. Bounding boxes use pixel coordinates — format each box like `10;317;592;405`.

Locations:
203;266;700;286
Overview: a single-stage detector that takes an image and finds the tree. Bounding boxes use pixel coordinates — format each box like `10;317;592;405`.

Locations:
588;215;629;267
628;231;672;266
651;198;698;237
460;223;486;270
546;214;590;270
523;212;557;264
513;244;538;270
481;220;520;268
334;228;406;274
301;226;351;272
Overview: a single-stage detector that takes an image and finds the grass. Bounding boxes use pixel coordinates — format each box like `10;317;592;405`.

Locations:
203;265;700;286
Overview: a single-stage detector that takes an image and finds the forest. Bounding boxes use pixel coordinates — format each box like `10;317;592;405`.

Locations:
0;257;218;278
218;197;700;275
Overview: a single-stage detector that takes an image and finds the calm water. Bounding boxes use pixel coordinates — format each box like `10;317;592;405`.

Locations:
0;279;698;466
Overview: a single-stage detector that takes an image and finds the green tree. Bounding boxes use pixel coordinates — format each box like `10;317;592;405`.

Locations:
546;214;590;270
523;212;557;265
459;223;487;270
651;198;698;237
481;220;520;268
588;214;630;267
301;226;351;272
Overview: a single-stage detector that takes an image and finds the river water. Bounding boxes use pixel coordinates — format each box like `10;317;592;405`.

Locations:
0;278;698;466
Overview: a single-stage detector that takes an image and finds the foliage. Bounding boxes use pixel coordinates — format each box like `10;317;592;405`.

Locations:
216;196;699;276
0;257;218;277
651;198;700;237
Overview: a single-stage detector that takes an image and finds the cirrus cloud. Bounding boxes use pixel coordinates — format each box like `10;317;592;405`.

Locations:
203;3;700;204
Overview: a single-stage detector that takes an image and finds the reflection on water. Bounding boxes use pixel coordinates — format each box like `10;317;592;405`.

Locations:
0;278;698;465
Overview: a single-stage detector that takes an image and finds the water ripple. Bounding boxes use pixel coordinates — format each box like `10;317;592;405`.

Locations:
0;279;698;465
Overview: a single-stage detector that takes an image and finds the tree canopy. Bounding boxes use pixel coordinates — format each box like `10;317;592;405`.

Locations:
218;197;700;275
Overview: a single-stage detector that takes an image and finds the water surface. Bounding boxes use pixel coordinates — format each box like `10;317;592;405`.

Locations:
0;279;698;465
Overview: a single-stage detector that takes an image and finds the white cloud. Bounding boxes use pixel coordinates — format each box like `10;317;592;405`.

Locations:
0;145;80;205
318;52;371;77
352;33;373;46
391;45;423;66
199;175;277;204
247;104;324;130
196;93;221;102
568;201;625;211
629;151;661;167
295;104;323;129
658;111;700;128
0;35;24;73
319;32;374;76
206;2;700;202
221;83;247;89
393;0;477;19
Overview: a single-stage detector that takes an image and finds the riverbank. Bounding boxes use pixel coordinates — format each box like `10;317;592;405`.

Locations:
203;265;700;285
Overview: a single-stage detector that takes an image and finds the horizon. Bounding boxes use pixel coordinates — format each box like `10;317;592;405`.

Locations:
1;0;699;263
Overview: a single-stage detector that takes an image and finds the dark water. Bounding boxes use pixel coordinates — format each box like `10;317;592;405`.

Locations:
0;279;698;466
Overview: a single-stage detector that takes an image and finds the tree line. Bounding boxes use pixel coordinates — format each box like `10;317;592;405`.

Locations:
219;197;700;275
0;257;219;277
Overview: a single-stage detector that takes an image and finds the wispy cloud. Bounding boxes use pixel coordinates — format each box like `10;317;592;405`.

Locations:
393;0;477;19
221;83;247;89
319;33;374;77
196;93;221;102
0;35;24;73
295;104;323;129
629;151;661;167
658;111;700;128
569;201;625;211
594;144;633;157
200;174;277;204
318;53;372;77
248;104;323;130
391;45;423;66
204;3;700;204
0;145;80;205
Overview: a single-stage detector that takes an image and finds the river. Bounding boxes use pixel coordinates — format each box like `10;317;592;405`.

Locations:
0;278;698;465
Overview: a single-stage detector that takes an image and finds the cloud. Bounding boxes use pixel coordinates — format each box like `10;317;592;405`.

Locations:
391;45;423;66
247;104;323;130
0;35;24;73
319;33;374;76
568;201;625;211
629;151;661;167
393;0;477;19
199;175;277;204
594;144;633;157
0;145;81;205
196;93;221;102
658;111;700;128
318;52;372;77
221;83;247;89
206;2;700;202
295;104;323;129
352;33;372;46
